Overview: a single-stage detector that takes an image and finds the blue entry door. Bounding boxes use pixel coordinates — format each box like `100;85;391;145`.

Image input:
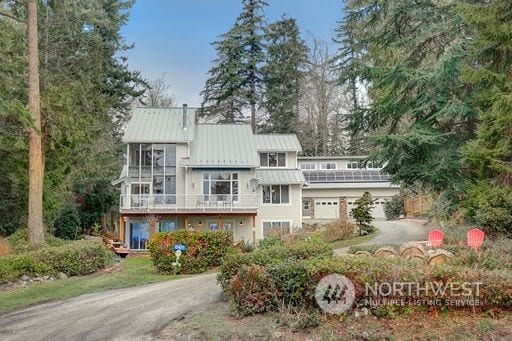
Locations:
130;222;149;250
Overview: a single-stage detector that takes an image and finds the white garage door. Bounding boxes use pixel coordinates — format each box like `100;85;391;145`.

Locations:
347;197;388;220
314;198;339;219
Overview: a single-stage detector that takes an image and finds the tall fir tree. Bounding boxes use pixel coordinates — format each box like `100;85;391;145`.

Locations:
261;16;308;133
200;0;267;131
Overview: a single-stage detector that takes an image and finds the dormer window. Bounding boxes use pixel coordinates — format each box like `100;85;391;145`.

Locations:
260;152;286;167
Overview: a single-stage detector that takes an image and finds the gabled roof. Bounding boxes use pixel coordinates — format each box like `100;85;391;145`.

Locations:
254;134;302;152
123;107;196;143
255;169;306;185
188;125;260;168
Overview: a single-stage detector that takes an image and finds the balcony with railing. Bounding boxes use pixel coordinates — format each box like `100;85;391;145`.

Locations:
119;194;259;214
302;170;391;183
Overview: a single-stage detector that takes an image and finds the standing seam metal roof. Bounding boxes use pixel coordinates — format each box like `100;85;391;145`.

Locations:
254;134;302;152
122;108;196;143
255;169;306;184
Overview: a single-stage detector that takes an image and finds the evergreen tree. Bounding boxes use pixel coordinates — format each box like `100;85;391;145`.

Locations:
261;16;307;133
200;0;267;131
351;191;374;235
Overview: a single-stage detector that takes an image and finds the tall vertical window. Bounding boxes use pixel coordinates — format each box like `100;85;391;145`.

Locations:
203;173;239;201
262;185;289;204
260;152;286;167
128;144;176;202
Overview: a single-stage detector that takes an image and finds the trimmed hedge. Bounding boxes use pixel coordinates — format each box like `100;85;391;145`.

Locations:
222;246;512;316
218;239;332;292
147;230;234;274
0;240;111;284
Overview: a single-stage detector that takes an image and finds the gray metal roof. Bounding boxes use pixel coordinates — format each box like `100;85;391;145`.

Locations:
255;169;306;185
122;107;196;143
188;125;260;168
254;134;302;152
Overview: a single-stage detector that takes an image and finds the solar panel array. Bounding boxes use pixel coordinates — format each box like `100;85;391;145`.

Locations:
302;170;391;183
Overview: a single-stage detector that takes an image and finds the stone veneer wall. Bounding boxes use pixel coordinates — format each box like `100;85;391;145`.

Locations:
339;197;348;220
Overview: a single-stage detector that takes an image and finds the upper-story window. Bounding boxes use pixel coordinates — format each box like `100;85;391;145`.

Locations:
262;185;289;204
300;163;316;170
320;162;336;170
260;152;286;167
347;161;361;169
203;172;239;201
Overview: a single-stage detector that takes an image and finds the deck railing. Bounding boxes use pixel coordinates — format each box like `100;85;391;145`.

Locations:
120;194;259;211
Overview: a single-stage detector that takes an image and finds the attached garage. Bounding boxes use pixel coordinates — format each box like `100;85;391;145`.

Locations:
314;198;339;219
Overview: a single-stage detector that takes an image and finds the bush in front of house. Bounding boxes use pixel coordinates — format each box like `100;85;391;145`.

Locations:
38;240;111;276
224;254;512;317
321;219;355;243
147;230;234;274
351;192;375;235
6;228;67;254
218;239;332;294
0;240;111;284
384;193;405;220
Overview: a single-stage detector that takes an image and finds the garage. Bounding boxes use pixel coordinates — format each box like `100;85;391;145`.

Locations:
314;198;339;219
347;197;388;220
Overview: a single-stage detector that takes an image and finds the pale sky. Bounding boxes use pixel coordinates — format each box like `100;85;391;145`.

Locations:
121;0;342;106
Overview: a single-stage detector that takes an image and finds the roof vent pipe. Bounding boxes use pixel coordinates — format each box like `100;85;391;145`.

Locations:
182;104;188;130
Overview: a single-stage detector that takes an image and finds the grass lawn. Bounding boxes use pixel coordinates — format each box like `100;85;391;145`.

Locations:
0;256;176;314
326;229;380;250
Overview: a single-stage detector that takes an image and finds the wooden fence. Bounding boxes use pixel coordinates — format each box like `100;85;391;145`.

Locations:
404;195;433;217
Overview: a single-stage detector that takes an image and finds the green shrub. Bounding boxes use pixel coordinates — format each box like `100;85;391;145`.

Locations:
147;230;234;274
37;240;111;276
463;181;512;236
53;203;81;240
321;220;354;243
258;235;284;249
384;193;405;220
223;254;512;316
218;239;332;293
0;254;52;283
6;229;67;254
229;265;278;315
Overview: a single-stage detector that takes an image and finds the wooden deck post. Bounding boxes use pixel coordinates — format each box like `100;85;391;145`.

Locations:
217;215;222;230
119;216;125;245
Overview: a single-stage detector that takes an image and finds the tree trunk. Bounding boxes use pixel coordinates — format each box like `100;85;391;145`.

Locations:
27;0;45;246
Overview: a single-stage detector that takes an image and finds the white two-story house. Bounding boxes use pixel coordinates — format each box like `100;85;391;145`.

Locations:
113;106;305;250
298;156;399;222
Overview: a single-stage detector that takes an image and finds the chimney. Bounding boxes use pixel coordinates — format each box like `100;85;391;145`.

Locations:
182;104;188;130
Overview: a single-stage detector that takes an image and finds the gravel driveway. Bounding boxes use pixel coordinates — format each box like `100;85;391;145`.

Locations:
334;219;428;255
0;272;221;341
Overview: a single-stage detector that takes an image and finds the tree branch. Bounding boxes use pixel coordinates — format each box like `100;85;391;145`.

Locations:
0;9;25;23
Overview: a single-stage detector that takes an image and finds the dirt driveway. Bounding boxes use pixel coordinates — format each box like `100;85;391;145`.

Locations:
0;273;222;341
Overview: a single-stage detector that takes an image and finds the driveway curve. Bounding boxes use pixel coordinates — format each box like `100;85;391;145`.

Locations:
334;219;428;254
0;272;221;341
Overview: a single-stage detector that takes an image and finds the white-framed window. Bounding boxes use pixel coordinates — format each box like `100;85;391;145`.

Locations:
203;172;239;201
262;185;290;204
320;162;336;170
347;161;361;169
300;163;316;170
263;221;291;236
260;152;286;167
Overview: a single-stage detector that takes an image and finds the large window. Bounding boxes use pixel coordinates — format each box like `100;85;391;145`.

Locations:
203;172;239;201
262;185;289;204
128;144;176;202
263;221;291;236
300;163;316;170
320;162;336;170
260;152;286;167
130;222;149;250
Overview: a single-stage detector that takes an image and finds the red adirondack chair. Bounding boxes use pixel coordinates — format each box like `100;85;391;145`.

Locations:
467;228;485;250
428;229;444;248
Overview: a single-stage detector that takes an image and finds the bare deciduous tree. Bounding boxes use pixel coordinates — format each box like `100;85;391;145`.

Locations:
142;74;175;108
